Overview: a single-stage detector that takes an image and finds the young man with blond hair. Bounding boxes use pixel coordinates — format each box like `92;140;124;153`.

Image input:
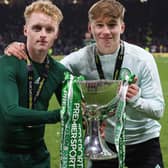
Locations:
0;0;68;167
4;0;165;168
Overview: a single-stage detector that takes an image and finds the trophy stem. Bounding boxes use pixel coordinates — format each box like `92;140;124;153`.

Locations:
84;112;117;160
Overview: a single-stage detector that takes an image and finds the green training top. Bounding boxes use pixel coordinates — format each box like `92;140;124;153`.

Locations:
0;55;67;151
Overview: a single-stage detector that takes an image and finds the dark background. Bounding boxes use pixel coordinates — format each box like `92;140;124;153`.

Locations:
0;0;168;55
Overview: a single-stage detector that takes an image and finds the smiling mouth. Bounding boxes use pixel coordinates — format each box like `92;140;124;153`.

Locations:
102;39;111;43
100;38;112;43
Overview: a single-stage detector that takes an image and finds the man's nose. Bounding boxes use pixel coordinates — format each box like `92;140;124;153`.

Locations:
40;29;47;36
102;26;111;34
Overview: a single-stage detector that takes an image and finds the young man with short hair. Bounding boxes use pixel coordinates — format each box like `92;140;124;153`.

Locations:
0;1;68;167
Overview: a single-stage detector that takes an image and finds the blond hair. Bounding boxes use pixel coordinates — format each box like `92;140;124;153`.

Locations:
88;0;125;22
24;0;63;24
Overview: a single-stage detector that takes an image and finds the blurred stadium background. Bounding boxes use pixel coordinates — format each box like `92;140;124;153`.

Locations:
0;0;168;167
0;0;168;56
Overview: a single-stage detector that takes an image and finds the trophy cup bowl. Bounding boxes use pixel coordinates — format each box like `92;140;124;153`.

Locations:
78;80;121;160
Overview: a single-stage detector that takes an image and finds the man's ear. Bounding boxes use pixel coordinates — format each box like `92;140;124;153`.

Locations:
23;25;27;37
54;31;59;40
88;23;92;33
53;26;60;40
121;22;125;34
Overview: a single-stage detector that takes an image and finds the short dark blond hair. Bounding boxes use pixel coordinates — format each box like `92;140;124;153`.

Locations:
88;0;125;22
24;0;63;24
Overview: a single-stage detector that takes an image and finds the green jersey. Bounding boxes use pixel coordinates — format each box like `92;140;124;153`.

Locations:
0;55;67;151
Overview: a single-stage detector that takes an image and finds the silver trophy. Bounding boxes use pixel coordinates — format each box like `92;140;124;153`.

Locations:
78;80;121;160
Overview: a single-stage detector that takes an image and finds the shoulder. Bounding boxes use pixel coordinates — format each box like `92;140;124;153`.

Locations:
0;54;17;62
0;55;26;80
48;56;70;84
124;41;154;61
60;43;96;65
123;41;158;80
124;42;155;65
49;56;68;72
0;54;25;67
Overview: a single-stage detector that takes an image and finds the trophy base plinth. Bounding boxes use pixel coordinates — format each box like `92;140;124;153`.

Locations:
85;151;117;160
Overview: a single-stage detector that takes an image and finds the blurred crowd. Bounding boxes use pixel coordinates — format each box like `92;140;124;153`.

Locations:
0;0;168;55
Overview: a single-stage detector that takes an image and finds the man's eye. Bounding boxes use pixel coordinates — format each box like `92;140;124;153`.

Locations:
33;26;41;31
46;27;54;33
108;24;116;28
96;24;103;27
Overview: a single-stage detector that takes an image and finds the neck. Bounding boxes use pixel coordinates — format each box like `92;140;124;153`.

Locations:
27;47;47;63
97;42;120;56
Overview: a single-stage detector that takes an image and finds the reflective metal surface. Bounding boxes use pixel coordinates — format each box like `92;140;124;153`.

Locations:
78;80;120;160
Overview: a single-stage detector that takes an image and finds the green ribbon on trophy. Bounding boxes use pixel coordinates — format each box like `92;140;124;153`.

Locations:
114;68;135;168
60;72;85;168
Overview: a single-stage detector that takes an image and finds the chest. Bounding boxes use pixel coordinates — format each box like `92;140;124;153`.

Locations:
17;63;60;107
